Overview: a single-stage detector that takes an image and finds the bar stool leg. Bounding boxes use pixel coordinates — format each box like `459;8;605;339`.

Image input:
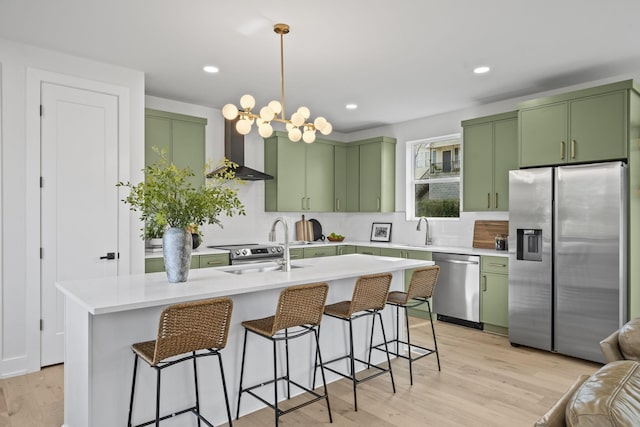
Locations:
155;369;161;427
313;328;333;423
236;329;249;420
217;353;233;427
192;352;201;427
378;312;396;393
427;300;441;371
127;354;139;427
404;305;414;385
395;305;401;357
285;329;291;399
272;340;279;427
348;318;358;411
366;313;376;369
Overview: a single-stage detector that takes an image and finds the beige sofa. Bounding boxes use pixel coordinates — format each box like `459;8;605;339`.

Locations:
599;317;640;363
535;318;640;426
535;360;640;427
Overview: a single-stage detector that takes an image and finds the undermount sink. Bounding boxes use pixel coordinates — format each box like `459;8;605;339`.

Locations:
222;263;303;275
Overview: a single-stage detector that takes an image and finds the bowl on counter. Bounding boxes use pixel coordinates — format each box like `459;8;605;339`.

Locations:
327;236;345;242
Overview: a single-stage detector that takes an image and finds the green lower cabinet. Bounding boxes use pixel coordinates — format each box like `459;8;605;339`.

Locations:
289;248;304;260
480;256;509;335
303;246;336;258
145;253;229;273
145;257;166;273
356;246;381;256
199;254;229;268
379;247;403;257
336;245;356;255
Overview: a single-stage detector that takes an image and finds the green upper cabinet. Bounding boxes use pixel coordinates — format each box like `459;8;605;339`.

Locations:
346;144;361;212
264;133;395;213
355;137;396;212
462;112;517;212
518;80;638;167
334;145;347;212
264;132;335;212
145;109;207;188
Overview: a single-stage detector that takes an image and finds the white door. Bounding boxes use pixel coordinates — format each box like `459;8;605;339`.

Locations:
40;83;120;366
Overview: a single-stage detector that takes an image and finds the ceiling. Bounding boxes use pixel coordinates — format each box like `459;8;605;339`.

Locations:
2;0;640;133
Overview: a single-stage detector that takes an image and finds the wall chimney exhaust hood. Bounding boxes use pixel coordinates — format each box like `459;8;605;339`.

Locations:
206;119;273;181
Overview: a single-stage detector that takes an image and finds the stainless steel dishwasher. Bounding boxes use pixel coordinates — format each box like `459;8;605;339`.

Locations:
432;253;481;329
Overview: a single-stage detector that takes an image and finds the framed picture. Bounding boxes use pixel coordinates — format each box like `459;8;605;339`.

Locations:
370;222;392;242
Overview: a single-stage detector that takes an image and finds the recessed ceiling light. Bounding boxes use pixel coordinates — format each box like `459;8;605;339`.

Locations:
473;66;490;74
203;65;220;73
345;103;358;110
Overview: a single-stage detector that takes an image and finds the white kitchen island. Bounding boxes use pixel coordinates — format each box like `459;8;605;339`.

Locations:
56;254;433;427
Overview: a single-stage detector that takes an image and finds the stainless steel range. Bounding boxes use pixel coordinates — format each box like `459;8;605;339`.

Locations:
208;243;284;265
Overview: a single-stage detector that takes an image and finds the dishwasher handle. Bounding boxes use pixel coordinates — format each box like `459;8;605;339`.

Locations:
434;258;479;265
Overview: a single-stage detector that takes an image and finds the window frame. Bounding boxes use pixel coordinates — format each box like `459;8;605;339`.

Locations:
405;133;461;221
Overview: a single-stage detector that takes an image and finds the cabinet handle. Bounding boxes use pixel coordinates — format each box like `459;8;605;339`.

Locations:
301;197;305;210
487;193;491;208
377;197;381;210
560;141;565;160
489;263;506;268
494;192;498;209
570;140;576;159
482;275;487;292
336;198;340;211
207;260;224;266
307;197;311;210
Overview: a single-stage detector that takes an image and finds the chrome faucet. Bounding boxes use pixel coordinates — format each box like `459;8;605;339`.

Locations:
269;216;291;272
417;217;432;245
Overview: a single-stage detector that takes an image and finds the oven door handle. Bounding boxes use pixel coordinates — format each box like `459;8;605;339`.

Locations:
231;258;283;266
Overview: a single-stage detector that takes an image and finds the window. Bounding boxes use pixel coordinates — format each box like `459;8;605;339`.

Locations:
406;134;461;219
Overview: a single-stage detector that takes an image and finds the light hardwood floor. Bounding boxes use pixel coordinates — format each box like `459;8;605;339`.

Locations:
0;318;600;426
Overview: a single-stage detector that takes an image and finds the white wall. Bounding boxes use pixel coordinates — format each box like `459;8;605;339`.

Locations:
0;38;144;377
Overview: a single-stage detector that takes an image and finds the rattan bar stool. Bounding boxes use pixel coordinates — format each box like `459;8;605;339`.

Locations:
236;282;332;426
371;265;441;385
127;297;233;427
317;272;395;411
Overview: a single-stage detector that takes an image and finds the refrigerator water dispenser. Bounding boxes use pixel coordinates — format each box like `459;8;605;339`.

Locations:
517;229;542;261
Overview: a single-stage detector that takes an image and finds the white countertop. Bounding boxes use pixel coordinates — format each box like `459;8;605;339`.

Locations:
145;241;509;258
57;254;433;315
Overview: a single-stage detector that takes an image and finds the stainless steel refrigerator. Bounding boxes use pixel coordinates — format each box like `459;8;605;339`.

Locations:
508;161;627;363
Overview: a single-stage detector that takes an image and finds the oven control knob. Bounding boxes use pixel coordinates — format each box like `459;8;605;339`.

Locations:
242;249;249;256
234;250;240;256
277;247;282;253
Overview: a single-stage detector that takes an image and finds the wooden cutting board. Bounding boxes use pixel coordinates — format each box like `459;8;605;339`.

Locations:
473;220;508;249
295;215;313;241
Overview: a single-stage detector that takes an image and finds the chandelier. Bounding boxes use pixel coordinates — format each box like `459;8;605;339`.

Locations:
221;23;332;143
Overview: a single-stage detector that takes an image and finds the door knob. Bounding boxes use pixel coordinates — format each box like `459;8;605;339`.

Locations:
100;252;117;260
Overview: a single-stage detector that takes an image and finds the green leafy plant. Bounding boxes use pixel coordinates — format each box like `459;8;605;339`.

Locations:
117;148;246;238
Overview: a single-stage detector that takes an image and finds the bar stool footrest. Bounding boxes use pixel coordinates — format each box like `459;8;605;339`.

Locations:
241;376;329;417
372;339;437;362
322;354;392;385
132;406;215;427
